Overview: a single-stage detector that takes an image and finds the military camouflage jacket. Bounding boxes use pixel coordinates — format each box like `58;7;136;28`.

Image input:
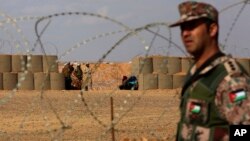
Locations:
188;55;250;125
215;60;250;125
177;54;250;141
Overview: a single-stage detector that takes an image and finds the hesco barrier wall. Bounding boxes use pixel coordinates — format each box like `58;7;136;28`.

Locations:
50;72;65;90
12;55;27;72
132;56;250;90
0;54;11;72
0;54;64;90
43;55;59;73
3;72;17;90
158;73;173;89
167;57;181;75
34;72;51;90
1;54;250;90
181;57;194;73
28;55;43;72
131;56;153;75
18;72;34;90
173;72;186;89
138;73;158;90
134;56;185;90
236;58;250;74
152;56;168;74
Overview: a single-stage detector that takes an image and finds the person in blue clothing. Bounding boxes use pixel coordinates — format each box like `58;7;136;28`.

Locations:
119;75;138;90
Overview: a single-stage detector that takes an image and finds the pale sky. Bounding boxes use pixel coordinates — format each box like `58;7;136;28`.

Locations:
0;0;249;62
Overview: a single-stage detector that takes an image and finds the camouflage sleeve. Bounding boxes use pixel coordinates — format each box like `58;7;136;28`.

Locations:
215;73;250;125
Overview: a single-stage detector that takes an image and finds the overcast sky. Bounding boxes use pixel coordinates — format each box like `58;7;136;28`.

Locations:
0;0;249;62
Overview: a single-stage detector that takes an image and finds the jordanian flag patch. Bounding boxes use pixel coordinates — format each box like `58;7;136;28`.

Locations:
229;90;247;103
189;103;201;114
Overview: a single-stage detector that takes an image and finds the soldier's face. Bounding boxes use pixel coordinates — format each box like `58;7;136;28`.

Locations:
180;19;210;57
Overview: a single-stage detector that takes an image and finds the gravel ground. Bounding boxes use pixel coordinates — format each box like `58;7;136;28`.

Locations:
0;89;180;141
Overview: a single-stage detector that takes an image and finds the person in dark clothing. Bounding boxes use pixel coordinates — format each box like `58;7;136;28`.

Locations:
126;76;138;90
119;75;138;90
62;62;74;90
75;64;83;81
119;75;128;90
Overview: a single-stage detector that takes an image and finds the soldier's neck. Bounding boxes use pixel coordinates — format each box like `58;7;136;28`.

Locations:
194;45;220;69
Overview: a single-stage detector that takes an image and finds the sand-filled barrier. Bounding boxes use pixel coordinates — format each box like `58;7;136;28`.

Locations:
0;54;11;72
28;55;43;72
3;72;17;90
131;57;153;75
50;72;65;90
34;72;50;90
12;55;27;72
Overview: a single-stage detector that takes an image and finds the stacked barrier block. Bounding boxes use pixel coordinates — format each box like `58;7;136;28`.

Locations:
131;56;191;90
131;56;250;90
0;54;64;90
236;58;250;74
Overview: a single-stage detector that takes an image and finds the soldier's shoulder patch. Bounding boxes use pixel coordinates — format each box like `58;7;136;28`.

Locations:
224;58;241;74
200;55;231;75
216;74;250;106
216;76;250;123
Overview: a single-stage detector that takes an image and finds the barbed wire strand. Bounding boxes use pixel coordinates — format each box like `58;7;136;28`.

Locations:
221;0;249;50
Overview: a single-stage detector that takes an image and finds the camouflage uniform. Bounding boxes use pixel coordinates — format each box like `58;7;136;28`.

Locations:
71;64;83;90
169;1;218;27
74;65;83;81
170;1;250;141
215;61;250;125
83;64;92;91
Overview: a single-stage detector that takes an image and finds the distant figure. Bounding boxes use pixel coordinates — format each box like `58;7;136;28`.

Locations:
75;64;83;81
62;62;74;90
71;64;83;90
127;76;138;90
122;75;128;84
119;75;138;90
83;63;92;91
119;75;128;90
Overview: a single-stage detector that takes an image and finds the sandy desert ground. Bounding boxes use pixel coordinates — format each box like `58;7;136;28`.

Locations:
0;90;180;141
0;63;181;141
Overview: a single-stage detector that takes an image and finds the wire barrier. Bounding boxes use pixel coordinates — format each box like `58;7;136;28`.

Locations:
0;1;249;140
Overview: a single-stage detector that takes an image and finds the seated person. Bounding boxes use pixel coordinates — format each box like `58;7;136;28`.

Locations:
119;75;138;90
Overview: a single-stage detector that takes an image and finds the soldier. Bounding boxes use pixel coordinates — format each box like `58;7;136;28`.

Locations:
62;62;74;90
71;63;83;90
169;1;250;140
75;64;83;81
83;63;92;91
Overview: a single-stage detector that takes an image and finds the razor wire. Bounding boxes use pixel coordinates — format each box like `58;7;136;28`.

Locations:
0;14;156;140
88;23;174;139
46;22;176;140
220;0;250;50
34;11;149;59
31;12;154;137
0;13;79;140
0;12;36;107
113;90;180;140
33;11;150;101
72;22;173;139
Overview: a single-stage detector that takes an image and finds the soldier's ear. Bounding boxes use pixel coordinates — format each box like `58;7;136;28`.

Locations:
209;23;218;38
